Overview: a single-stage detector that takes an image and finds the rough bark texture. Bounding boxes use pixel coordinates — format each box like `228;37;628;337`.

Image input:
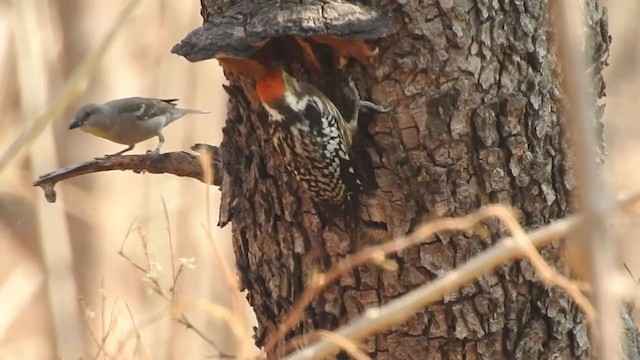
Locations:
173;1;393;61
187;0;612;358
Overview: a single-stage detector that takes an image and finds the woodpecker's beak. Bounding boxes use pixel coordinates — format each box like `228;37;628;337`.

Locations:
68;118;83;130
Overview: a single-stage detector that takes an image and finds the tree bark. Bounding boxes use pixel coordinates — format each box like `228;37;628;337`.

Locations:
185;0;612;358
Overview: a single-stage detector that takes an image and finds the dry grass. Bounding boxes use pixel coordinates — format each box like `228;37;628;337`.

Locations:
0;0;639;359
0;0;256;359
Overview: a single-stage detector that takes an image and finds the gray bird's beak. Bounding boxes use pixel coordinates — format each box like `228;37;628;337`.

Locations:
68;118;83;130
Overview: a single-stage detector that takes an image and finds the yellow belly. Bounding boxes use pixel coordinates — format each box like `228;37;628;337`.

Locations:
80;118;161;145
85;127;110;138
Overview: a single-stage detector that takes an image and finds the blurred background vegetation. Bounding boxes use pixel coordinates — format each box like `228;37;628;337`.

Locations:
0;0;637;359
0;0;256;358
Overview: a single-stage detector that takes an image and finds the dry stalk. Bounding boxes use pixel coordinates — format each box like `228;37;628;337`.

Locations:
490;206;595;323
312;331;370;360
12;0;83;356
281;191;640;360
117;221;229;355
115;307;167;357
123;302;152;360
551;1;621;358
264;204;589;354
78;292;117;360
199;145;251;359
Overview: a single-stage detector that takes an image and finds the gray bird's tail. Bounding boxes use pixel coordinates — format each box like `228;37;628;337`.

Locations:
178;108;210;115
160;99;209;115
165;107;209;126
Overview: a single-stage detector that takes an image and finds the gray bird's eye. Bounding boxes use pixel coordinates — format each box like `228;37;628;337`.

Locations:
80;107;95;121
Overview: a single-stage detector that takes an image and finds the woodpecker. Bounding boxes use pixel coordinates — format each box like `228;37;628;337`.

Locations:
255;68;388;213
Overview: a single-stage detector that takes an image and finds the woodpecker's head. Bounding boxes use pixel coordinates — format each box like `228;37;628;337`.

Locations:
256;68;300;109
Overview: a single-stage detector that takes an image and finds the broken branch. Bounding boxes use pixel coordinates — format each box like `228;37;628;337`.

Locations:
32;144;222;203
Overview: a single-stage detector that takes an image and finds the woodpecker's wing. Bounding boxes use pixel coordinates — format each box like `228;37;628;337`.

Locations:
105;97;178;121
298;84;355;150
301;93;362;197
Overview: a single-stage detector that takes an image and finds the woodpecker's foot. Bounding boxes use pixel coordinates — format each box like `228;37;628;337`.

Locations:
359;100;390;114
348;76;359;100
347;76;390;119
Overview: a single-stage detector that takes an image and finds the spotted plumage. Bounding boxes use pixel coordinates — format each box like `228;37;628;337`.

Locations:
256;69;360;207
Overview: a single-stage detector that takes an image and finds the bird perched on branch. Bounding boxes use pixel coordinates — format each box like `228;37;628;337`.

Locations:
68;97;208;157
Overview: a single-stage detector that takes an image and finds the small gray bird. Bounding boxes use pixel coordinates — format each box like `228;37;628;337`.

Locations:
68;97;209;157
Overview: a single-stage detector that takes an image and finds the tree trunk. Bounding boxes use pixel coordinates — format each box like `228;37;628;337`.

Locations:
187;0;612;358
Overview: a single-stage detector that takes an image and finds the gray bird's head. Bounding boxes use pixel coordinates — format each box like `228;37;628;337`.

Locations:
68;103;105;130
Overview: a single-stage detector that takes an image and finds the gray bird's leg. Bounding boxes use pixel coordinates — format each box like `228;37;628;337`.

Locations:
147;133;165;156
348;76;391;126
96;144;134;160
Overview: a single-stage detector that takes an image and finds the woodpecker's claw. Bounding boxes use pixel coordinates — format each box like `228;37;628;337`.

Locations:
359;100;390;113
348;77;359;99
347;76;390;115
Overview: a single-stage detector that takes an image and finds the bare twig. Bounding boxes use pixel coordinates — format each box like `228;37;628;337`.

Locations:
265;204;590;354
79;297;102;356
174;313;229;352
98;299;118;360
206;353;242;359
160;195;178;299
32;147;222;203
117;222;234;356
551;1;621;358
312;331;370;360
173;301;260;358
281;191;640;360
115;302;249;359
123;303;151;360
160;194;179;356
78;293;117;360
118;224;150;275
115;307;167;357
491;206;594;322
99;279;109;357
